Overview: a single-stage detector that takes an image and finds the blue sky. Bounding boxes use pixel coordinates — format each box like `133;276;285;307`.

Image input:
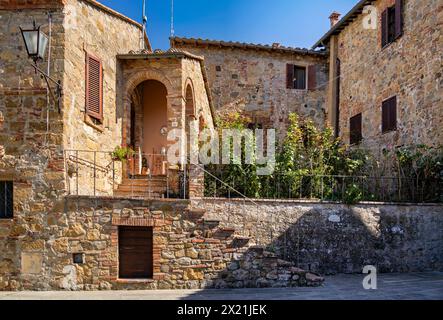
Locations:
97;0;358;50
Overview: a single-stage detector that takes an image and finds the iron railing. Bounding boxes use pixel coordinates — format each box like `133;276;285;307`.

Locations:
64;149;189;199
63;150;442;203
204;169;442;204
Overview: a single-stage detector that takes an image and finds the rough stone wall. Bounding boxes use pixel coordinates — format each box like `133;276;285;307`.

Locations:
62;0;142;196
181;58;214;198
0;197;324;291
1;196;441;291
0;4;67;291
335;0;442;148
194;199;443;274
0;0;148;290
181;58;214;131
172;44;328;137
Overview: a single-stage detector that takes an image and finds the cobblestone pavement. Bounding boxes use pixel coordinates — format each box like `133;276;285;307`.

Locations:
0;273;442;300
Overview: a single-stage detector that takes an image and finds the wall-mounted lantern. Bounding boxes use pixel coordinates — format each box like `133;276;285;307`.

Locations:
19;16;63;113
20;21;49;63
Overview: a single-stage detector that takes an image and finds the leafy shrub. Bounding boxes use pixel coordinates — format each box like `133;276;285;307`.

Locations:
204;111;442;203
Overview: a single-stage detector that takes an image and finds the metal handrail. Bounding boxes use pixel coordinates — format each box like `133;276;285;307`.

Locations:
187;159;260;206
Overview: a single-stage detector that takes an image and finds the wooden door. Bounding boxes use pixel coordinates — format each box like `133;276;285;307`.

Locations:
118;226;153;279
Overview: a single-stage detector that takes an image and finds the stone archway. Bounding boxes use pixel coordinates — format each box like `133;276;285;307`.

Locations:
122;69;175;149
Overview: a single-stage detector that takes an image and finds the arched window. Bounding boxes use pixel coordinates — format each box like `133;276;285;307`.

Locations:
185;84;195;119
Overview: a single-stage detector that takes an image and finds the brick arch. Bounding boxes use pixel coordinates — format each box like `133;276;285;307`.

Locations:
124;69;174;100
122;70;174;149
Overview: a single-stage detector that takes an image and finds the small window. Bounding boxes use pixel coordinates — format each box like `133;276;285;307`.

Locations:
382;96;397;133
381;0;403;47
0;181;13;219
286;64;306;90
85;52;103;122
349;113;362;145
73;253;84;264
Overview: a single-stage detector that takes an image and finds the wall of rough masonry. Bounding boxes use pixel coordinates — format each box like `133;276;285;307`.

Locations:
0;4;68;292
181;58;214;197
172;43;328;138
62;0;143;197
181;58;214;132
62;0;142;153
194;199;443;274
334;0;442;148
0;197;324;291
1;196;441;291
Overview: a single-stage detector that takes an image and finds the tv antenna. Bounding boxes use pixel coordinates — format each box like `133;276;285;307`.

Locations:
171;0;175;37
141;0;148;49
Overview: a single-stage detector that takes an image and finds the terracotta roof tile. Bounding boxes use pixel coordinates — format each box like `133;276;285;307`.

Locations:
170;37;326;56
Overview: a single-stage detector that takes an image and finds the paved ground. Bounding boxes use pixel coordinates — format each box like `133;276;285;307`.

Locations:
0;273;442;300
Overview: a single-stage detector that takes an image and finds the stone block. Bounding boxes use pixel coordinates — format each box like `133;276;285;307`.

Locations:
21;253;43;274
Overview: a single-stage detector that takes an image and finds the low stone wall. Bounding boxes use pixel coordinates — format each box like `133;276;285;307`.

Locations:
0;197;323;291
194;199;443;274
0;196;441;291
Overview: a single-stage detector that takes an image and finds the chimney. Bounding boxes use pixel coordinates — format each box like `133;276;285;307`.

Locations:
329;11;341;27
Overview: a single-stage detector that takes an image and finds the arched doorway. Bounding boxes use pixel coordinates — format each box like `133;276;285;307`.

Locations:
130;80;168;176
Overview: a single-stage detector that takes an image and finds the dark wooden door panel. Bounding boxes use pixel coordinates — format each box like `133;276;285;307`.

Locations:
119;226;153;279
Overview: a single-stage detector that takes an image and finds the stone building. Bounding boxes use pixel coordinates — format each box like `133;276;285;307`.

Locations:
0;0;221;290
171;37;329;136
313;0;442;149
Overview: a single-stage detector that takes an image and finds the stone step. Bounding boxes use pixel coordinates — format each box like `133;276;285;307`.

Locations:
186;208;207;220
203;219;221;224
116;185;167;192
230;236;251;248
120;179;167;186
113;190;165;199
130;174;167;180
218;227;236;233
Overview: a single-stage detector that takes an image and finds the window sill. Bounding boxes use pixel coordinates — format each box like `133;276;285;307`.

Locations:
116;278;155;284
84;114;104;133
382;128;397;135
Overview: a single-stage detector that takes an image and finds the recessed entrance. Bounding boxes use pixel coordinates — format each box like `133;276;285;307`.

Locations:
118;226;153;279
127;79;168;177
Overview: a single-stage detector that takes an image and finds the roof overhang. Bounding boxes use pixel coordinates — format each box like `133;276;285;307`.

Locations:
171;37;327;57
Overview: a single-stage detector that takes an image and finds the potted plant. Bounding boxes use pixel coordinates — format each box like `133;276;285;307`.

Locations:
111;146;134;162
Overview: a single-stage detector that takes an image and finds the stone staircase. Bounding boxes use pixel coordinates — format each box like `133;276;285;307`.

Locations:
181;207;325;289
114;175;168;199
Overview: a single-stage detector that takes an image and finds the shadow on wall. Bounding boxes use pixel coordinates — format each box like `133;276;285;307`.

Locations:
265;206;442;275
180;204;443;296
